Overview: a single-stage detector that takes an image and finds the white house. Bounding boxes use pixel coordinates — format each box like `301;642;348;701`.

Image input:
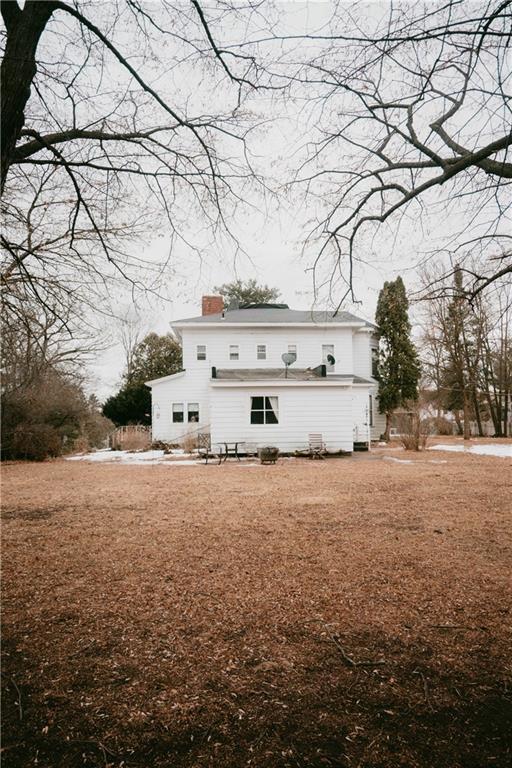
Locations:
146;296;386;453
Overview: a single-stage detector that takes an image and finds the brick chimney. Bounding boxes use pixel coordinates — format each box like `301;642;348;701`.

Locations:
201;295;224;316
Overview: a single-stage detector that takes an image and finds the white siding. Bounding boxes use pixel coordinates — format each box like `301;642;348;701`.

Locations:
181;326;355;375
149;373;210;443
210;384;354;452
150;317;379;447
353;330;372;378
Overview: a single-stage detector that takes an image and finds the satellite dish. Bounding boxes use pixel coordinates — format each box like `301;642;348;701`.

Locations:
327;354;335;366
281;352;297;366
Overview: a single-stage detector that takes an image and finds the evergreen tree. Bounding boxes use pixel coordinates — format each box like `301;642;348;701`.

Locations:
214;279;281;307
103;333;182;425
375;277;421;440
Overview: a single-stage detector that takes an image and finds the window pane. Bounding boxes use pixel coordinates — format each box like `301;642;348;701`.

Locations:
250;410;264;424
257;344;266;360
188;403;199;423
229;345;239;360
288;344;297;357
172;403;184;422
265;396;279;423
197;345;206;360
251;396;264;409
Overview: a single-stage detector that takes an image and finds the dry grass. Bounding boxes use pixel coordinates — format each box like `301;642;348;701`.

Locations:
2;448;511;768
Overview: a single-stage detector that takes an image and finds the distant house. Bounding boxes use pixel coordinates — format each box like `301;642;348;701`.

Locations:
146;297;385;452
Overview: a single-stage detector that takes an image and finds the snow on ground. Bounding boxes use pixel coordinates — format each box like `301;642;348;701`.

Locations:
429;444;512;458
382;456;448;465
65;449;264;466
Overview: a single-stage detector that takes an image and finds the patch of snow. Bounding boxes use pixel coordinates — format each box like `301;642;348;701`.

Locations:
67;449;166;463
382;456;448;465
429;444;512;458
65;450;265;467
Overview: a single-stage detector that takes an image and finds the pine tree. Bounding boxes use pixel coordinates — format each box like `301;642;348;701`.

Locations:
375;277;421;440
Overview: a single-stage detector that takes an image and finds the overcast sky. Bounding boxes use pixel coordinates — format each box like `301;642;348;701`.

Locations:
83;0;506;400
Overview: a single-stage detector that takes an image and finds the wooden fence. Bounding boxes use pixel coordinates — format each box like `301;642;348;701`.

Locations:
109;425;151;450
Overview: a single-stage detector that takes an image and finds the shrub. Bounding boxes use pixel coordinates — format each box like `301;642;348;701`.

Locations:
11;423;62;461
111;427;151;451
181;433;198;453
398;411;428;451
72;435;90;454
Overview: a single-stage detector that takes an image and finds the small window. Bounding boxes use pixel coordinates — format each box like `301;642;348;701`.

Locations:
188;403;199;423
368;394;374;427
153;404;160;420
371;347;379;378
229;345;239;361
197;345;206;361
250;396;278;424
172;403;184;422
322;344;335;370
257;344;266;360
288;344;297;359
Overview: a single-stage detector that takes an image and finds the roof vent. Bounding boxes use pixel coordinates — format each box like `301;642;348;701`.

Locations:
239;302;289;310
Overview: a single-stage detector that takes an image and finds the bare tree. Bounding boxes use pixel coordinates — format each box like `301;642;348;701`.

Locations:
1;0;264;326
419;263;512;437
253;0;512;304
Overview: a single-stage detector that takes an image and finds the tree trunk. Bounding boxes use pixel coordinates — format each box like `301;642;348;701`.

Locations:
463;389;471;440
384;411;392;442
1;1;56;194
472;387;483;437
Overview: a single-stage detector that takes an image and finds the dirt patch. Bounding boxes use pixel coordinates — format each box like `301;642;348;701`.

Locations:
1;452;511;767
2;506;55;521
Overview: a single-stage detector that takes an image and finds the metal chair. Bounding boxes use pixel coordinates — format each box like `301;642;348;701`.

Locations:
197;433;215;464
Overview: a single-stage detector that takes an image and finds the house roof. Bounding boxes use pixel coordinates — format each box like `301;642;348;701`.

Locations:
213;368;373;384
172;305;376;328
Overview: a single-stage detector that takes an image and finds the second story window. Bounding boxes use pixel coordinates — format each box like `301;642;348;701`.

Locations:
196;344;206;361
322;344;335;370
229;344;239;361
288;344;297;359
172;403;184;422
257;344;267;360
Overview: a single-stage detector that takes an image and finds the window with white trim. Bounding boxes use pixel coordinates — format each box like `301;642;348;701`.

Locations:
322;344;335;370
368;394;374;427
256;344;267;360
250;396;279;424
172;403;184;422
229;344;239;361
288;344;297;358
188;403;199;423
196;345;206;360
153;404;160;420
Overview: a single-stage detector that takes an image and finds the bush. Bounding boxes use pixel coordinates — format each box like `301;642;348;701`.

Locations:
398;411;428;451
181;433;198;453
11;423;62;461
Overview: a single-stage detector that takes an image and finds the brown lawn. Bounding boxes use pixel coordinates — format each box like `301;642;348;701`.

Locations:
1;448;511;768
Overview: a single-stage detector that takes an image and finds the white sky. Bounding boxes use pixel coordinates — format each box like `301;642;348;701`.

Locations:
81;1;508;399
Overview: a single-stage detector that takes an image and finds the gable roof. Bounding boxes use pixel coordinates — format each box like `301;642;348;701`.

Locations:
173;306;375;328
